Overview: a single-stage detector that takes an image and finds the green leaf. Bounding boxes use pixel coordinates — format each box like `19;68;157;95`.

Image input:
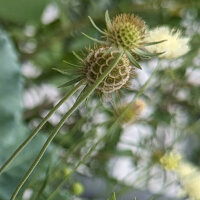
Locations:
144;40;167;46
81;32;108;45
88;16;105;34
105;10;112;29
0;0;48;23
133;48;165;58
0;27;55;200
53;68;71;75
72;51;84;62
63;60;82;68
125;50;142;70
58;77;84;88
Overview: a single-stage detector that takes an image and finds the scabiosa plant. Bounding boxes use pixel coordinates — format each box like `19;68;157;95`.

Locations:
0;10;191;200
85;11;165;69
104;13;146;51
57;46;134;94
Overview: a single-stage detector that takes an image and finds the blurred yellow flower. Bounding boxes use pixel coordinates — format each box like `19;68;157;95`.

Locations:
160;152;181;170
176;162;200;200
117;99;146;124
146;26;190;59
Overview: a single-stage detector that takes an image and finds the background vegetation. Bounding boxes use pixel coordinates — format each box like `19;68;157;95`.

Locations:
0;0;200;199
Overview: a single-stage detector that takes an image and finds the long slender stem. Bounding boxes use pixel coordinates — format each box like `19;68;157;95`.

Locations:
0;80;85;175
47;63;160;199
10;51;123;200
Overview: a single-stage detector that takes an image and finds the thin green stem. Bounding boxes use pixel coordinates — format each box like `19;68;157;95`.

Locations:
47;63;160;199
10;51;123;200
0;80;85;175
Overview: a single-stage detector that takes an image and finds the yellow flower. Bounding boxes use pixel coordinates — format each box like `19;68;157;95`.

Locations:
176;162;196;177
176;162;200;200
146;26;190;59
160;152;181;170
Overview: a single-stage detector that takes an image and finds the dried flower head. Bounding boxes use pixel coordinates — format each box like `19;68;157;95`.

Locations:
160;152;182;170
83;46;133;93
146;26;190;59
105;13;147;50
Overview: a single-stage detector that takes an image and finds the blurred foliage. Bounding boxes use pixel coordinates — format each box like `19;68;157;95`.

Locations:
0;0;200;200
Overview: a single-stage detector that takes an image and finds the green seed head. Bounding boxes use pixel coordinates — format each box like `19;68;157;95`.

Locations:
84;47;132;93
71;182;84;196
105;14;146;50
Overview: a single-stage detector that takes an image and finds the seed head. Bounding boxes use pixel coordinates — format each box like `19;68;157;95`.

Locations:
83;46;132;93
105;14;147;50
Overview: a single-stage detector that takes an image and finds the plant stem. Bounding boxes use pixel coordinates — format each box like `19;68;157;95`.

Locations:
0;80;85;175
10;51;123;200
47;62;160;199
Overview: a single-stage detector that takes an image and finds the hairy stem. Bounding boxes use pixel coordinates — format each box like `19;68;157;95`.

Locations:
0;79;85;175
10;51;123;200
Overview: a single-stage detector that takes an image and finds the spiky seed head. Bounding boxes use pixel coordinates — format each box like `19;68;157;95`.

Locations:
105;14;147;50
84;47;132;93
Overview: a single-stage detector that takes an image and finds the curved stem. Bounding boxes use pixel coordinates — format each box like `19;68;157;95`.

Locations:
10;51;123;200
0;79;85;175
47;62;160;199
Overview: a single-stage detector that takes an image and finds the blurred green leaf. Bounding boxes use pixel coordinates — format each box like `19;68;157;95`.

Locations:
0;28;53;200
0;0;48;23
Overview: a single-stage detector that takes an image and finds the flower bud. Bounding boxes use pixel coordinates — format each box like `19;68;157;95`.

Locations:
71;182;84;196
105;14;147;50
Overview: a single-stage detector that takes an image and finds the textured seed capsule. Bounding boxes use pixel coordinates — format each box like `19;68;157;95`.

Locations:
84;47;132;93
105;14;146;50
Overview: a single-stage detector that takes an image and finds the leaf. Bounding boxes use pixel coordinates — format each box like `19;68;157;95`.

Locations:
0;27;55;200
58;77;83;88
63;60;82;68
72;51;84;62
125;50;142;70
53;68;71;75
133;48;165;58
0;0;48;23
81;32;108;45
105;10;112;29
88;16;105;34
144;40;167;46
